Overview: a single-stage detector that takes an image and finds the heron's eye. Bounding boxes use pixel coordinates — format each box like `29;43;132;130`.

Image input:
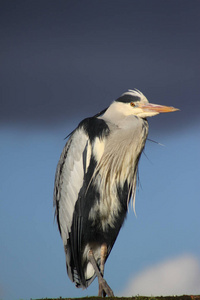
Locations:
130;102;135;107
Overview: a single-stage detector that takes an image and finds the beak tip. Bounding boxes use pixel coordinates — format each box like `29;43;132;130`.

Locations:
172;107;180;112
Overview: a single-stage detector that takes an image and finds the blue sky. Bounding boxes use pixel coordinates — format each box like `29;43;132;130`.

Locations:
0;1;200;299
0;121;200;300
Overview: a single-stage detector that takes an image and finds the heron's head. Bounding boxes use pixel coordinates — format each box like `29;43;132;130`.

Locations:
104;89;179;119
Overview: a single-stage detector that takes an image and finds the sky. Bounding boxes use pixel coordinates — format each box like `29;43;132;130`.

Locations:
0;1;200;299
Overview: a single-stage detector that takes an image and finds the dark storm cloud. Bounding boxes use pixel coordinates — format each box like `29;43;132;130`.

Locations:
1;0;200;132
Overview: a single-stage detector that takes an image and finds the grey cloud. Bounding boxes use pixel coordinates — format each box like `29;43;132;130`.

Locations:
1;0;200;133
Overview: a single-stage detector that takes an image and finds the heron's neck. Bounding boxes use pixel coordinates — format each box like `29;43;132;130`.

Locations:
99;102;129;126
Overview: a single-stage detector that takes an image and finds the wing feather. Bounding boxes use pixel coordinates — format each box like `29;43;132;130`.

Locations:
53;127;91;247
54;117;110;287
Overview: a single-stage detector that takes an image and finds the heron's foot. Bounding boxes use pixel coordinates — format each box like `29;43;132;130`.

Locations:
98;277;114;297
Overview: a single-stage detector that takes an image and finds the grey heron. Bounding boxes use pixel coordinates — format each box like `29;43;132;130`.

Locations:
54;89;178;297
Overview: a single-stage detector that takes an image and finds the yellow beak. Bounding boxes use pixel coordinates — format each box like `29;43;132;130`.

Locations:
140;103;179;113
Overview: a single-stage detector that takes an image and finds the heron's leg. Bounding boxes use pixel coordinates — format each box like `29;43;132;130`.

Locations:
88;249;114;297
99;243;108;297
100;243;107;275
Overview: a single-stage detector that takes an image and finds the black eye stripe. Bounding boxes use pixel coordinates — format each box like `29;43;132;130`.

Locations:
115;95;141;103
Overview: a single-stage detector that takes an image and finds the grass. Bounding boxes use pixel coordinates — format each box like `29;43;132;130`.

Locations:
34;295;200;300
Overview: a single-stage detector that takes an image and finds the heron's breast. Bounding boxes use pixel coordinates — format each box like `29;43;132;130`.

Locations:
88;183;122;231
